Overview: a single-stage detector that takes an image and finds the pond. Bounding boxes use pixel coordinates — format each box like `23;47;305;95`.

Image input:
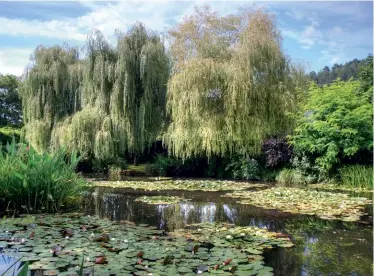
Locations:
0;179;372;276
82;183;373;276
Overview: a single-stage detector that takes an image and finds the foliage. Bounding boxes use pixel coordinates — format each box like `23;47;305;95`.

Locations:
20;23;169;162
0;139;84;212
262;138;293;168
290;80;373;175
223;187;372;222
276;168;313;187
225;156;260;180
0;127;20;145
357;54;373;102
164;6;306;159
0;74;22;127
309;56;367;85
339;165;373;189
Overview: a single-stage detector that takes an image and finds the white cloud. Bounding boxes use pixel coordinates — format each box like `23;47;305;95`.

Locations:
0;48;33;76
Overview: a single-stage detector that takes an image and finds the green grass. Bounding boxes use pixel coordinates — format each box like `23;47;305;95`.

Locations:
339;165;373;189
0;140;85;212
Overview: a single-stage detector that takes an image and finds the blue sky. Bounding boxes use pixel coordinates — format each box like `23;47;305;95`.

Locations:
0;1;372;75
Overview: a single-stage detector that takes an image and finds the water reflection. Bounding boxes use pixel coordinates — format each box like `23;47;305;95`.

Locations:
84;187;373;276
0;255;19;275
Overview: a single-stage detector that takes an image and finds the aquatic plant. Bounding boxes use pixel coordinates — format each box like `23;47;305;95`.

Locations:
223;187;372;222
94;179;270;192
0;213;292;275
339;165;373;190
0;140;85;212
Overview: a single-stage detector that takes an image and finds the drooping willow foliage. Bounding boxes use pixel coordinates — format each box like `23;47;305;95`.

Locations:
164;6;306;159
20;23;169;160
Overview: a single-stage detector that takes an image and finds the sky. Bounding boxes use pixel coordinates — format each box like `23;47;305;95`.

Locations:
0;1;372;76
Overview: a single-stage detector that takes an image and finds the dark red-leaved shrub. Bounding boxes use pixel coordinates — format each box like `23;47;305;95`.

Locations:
262;138;293;168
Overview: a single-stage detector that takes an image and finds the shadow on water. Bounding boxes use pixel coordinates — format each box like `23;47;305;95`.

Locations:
83;185;373;276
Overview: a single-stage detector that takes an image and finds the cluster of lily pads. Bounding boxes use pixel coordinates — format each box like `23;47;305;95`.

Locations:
0;213;293;275
135;196;189;205
94;179;269;192
223;187;372;222
309;183;373;193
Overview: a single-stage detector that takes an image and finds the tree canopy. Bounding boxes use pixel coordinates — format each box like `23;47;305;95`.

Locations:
20;23;169;160
164;6;305;159
290;80;373;175
308;55;371;86
0;74;22;126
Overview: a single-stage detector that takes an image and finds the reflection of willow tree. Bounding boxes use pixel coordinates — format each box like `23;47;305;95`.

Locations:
20;24;169;162
165;6;306;159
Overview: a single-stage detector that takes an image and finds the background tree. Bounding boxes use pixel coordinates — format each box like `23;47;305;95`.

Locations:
308;57;368;85
164;6;305;159
357;54;373;102
0;74;22;126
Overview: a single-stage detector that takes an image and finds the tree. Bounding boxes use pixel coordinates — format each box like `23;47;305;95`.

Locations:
0;74;22;126
358;54;373;102
20;23;169;163
164;6;305;159
310;57;369;85
290;80;373;175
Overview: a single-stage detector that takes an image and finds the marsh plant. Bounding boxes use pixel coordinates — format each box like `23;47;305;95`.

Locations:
339;165;373;189
0;140;85;213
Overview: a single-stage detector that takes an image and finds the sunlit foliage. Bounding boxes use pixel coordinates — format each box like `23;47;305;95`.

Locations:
20;24;169;161
164;6;306;159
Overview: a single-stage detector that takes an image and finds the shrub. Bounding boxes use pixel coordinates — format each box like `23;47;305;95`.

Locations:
276;168;313;187
262;138;293;168
92;156;127;173
225;156;260;180
0;140;85;212
339;165;373;189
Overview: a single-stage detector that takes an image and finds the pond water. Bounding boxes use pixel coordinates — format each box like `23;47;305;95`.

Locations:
84;185;373;276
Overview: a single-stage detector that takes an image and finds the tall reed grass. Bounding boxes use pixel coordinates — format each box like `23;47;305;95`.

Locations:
0;140;85;212
339;165;373;189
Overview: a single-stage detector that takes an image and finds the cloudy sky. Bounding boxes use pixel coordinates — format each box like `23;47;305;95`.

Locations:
0;1;372;76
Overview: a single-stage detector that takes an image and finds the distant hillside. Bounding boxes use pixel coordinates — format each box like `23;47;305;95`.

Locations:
309;56;371;85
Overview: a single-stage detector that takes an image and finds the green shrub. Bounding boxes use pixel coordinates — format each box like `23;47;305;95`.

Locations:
339;165;373;189
276;168;315;187
92;156;127;173
0;140;85;212
225;156;260;180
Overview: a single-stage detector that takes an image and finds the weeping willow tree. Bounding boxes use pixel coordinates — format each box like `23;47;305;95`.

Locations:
164;6;306;159
20;45;81;152
21;23;169;163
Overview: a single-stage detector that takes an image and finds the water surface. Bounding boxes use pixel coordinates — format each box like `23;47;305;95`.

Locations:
84;185;373;276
